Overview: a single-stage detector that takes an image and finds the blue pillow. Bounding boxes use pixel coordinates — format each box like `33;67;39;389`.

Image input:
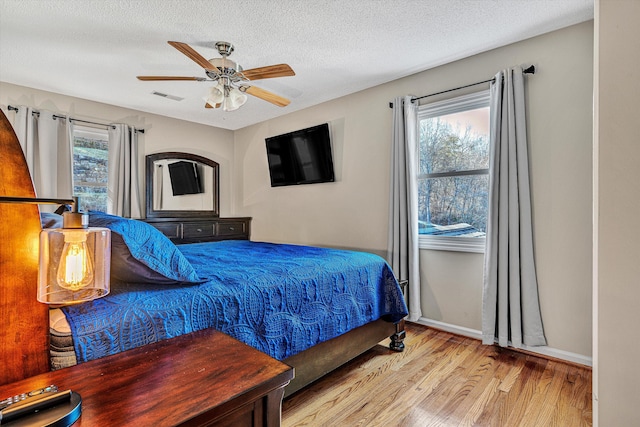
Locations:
88;211;201;284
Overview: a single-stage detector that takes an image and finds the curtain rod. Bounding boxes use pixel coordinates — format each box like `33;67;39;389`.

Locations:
6;105;145;134
388;65;535;108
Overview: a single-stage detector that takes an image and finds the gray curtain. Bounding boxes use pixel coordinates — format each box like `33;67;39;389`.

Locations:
482;67;546;348
11;106;73;211
108;124;142;218
388;96;421;322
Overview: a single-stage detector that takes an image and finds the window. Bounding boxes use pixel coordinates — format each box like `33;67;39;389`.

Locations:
417;91;490;252
72;126;109;212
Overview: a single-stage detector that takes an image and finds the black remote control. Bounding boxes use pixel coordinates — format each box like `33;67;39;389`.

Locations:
0;385;58;411
0;387;71;423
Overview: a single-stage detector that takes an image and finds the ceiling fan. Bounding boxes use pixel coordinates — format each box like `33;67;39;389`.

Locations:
137;41;295;111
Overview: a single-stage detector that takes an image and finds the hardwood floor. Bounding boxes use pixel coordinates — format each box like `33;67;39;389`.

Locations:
282;323;592;427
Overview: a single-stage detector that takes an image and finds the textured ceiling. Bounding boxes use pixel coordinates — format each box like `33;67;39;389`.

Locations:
0;0;593;130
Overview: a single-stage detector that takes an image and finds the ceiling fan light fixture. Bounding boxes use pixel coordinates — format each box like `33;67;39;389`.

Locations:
205;84;224;106
139;41;293;110
223;86;248;111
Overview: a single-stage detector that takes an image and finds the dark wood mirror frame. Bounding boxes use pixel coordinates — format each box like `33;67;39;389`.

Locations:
145;152;220;218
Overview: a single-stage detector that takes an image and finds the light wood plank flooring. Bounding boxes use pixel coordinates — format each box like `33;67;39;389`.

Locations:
282;323;592;427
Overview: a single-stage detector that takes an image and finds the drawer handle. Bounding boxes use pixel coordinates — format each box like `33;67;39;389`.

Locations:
229;227;235;231
196;228;203;232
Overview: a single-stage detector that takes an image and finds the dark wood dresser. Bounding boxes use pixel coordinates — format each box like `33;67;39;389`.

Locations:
144;217;251;244
0;328;293;426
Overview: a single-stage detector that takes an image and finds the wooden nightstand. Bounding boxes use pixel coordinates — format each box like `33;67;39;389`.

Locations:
0;329;293;426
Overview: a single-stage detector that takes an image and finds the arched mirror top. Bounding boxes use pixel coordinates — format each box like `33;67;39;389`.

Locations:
145;152;219;218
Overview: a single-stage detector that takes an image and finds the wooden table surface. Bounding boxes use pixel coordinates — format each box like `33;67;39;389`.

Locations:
0;328;294;426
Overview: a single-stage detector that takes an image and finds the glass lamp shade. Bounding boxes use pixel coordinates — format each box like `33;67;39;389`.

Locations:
38;227;111;304
223;87;248;111
205;84;225;106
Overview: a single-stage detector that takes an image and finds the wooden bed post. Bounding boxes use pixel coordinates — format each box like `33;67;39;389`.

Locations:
390;319;406;352
0;109;50;385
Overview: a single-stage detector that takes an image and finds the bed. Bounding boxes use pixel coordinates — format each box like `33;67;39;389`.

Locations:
47;214;408;395
0;109;407;397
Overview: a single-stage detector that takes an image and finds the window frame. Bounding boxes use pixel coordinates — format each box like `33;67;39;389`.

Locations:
417;90;490;253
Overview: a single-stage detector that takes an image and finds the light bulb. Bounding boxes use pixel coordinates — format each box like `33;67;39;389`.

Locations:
56;230;94;291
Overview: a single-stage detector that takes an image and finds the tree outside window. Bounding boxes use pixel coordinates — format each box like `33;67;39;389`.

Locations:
72;126;108;212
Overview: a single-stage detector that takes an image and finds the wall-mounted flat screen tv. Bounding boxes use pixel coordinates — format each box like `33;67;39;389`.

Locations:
168;161;202;195
265;123;335;187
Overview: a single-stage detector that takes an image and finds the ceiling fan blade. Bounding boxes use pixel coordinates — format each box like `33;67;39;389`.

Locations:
137;76;206;81
168;41;220;72
243;85;290;107
204;102;221;109
241;64;295;80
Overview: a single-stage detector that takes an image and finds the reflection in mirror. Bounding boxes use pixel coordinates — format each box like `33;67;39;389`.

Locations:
146;152;219;218
152;159;214;211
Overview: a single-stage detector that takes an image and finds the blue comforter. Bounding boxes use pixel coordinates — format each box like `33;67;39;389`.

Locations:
62;240;408;363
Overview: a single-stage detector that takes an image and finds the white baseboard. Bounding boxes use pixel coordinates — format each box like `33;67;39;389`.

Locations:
416;317;484;340
414;317;592;367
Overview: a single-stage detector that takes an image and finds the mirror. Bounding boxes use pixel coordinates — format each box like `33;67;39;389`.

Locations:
145;152;219;218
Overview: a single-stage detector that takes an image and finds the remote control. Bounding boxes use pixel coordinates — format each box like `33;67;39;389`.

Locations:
0;389;71;423
0;385;58;411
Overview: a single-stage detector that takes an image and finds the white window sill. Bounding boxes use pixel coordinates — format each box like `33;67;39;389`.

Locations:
419;235;486;253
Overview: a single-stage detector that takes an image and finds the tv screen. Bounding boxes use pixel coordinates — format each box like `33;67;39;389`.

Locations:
168;161;202;195
265;123;335;187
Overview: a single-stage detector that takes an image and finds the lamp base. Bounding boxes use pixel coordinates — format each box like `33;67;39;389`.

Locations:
2;392;81;427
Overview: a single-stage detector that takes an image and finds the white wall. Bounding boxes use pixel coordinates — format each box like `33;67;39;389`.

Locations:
594;0;640;425
0;83;236;216
234;22;594;361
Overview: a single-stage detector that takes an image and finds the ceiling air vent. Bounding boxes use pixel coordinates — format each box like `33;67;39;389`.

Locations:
151;91;184;101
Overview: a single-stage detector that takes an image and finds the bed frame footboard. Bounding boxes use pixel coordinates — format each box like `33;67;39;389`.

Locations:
282;318;406;397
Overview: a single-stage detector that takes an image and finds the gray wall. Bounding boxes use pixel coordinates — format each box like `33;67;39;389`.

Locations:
234;22;594;361
0;20;596;375
419;22;594;362
594;0;640;425
0;83;236;217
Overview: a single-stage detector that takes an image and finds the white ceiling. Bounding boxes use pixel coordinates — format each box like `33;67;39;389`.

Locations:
0;0;593;131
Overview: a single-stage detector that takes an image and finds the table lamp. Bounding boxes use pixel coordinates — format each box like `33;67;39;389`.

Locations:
0;196;111;305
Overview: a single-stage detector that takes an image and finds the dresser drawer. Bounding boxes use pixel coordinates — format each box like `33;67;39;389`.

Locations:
183;222;216;239
144;217;250;243
152;222;182;239
217;221;246;237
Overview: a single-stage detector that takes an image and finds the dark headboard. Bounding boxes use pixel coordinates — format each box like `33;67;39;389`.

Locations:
0;109;49;385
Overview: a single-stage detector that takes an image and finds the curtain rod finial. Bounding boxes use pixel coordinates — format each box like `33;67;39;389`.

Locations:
523;65;535;74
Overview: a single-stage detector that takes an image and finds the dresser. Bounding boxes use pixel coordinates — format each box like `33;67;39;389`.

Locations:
0;328;293;426
144;217;251;244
